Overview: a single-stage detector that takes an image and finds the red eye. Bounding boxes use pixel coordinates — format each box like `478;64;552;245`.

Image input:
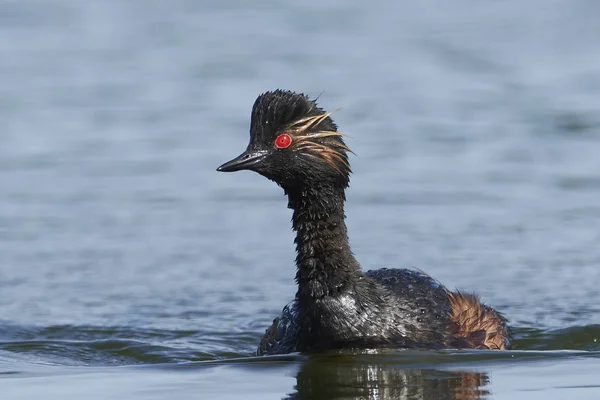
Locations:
274;133;292;149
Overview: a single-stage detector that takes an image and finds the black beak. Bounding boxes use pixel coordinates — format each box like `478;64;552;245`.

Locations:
216;149;268;172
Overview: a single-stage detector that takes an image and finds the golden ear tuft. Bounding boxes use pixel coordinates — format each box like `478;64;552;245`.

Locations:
283;110;354;175
294;141;351;175
285;110;339;134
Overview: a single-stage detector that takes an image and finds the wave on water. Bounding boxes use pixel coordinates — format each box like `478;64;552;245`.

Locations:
0;324;253;366
0;323;599;367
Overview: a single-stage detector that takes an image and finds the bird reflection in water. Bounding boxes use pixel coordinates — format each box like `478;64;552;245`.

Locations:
285;356;490;400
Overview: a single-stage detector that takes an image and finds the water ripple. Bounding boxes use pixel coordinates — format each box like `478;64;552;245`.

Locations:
1;323;599;367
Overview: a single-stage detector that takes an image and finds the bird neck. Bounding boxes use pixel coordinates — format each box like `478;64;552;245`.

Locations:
286;181;361;301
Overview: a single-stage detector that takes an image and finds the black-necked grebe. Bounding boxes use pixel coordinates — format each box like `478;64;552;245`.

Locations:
217;90;510;355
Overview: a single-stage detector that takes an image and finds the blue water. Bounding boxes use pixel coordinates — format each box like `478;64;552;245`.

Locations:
1;0;600;399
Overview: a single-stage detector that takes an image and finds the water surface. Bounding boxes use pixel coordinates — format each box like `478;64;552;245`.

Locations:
1;0;600;399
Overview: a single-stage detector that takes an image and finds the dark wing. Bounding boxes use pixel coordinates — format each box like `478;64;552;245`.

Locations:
365;268;448;299
257;303;298;355
364;268;453;346
365;268;511;350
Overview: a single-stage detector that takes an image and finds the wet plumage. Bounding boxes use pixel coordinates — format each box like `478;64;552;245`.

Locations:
217;89;511;355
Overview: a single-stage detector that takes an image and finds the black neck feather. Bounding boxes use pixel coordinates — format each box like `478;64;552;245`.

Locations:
286;182;361;300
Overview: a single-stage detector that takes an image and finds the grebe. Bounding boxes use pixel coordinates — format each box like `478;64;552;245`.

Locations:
217;90;510;355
